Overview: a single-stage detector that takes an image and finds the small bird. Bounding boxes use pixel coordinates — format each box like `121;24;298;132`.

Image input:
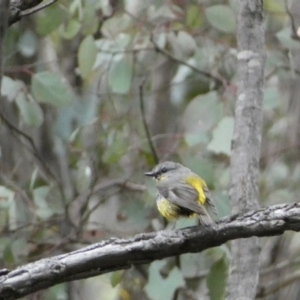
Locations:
145;161;218;226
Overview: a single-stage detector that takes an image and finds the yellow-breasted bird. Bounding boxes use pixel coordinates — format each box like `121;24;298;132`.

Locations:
145;161;218;226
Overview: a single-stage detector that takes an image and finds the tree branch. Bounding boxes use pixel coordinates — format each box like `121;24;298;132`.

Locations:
0;202;300;300
150;35;226;89
9;0;57;26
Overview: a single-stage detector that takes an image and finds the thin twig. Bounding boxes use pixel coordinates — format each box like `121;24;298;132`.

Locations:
0;112;56;182
0;112;69;223
284;0;300;41
257;269;300;298
19;0;58;17
150;35;226;88
139;79;159;164
261;258;300;275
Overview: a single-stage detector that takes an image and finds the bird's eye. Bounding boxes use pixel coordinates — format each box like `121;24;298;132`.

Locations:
161;167;167;173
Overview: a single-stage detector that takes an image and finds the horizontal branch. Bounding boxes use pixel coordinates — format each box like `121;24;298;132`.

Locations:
1;202;300;300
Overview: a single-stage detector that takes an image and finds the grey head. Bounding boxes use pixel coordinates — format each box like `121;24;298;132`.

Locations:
144;161;186;180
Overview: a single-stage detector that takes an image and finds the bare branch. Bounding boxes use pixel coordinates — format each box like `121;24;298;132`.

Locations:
8;0;57;26
150;35;226;89
0;203;300;300
19;0;57;18
257;269;300;298
139;79;159;164
284;0;300;41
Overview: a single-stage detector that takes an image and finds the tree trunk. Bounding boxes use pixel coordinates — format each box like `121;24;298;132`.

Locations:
226;1;265;299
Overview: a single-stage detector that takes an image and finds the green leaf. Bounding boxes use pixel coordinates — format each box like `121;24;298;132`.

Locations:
183;91;223;135
263;87;280;110
145;261;185;300
16;93;44;127
276;27;300;50
36;5;64;36
110;270;124;287
31;71;74;107
172;31;197;58
44;284;68;300
3;243;14;265
207;257;228;300
108;55;132;94
11;238;29;263
60;19;81;39
184;133;209;146
78;35;97;78
1;76;24;101
181;252;209;278
186;5;202;28
0;208;6;233
0;186;17;231
18;29;38;57
102;131;127;164
120;198;150;231
207;117;234;156
264;0;286;13
33;186;53;219
205;5;236;33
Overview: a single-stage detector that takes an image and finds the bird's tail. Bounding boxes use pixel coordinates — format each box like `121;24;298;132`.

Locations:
198;207;215;226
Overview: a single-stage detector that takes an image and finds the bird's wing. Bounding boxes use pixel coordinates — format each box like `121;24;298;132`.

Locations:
157;182;207;216
203;186;218;216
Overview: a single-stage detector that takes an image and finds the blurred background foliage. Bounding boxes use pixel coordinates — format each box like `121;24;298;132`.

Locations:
1;0;300;299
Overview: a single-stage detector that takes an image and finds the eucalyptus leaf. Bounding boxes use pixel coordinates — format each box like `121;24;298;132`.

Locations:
263;87;280;110
18;29;38;57
60;19;81;39
276;27;300;50
186;5;202;28
33;186;53;219
183;91;222;134
31;71;74;107
145;261;185;300
108;55;132;94
205;5;236;33
110;270;124;287
1;77;24;101
16;93;44;127
78;35;97;78
36;5;64;35
207;117;234;156
207;256;228;300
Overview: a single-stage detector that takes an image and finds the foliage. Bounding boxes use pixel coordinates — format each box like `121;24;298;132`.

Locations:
1;0;299;299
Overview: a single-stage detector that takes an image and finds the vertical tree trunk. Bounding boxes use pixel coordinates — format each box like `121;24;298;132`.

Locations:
148;56;178;158
226;1;265;299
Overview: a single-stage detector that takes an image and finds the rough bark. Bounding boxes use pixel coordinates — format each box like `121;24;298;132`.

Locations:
0;203;300;300
226;1;265;300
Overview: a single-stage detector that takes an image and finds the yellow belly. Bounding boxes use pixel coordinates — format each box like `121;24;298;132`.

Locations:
156;195;196;221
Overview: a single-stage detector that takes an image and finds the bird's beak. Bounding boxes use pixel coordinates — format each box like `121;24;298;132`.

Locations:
144;171;155;177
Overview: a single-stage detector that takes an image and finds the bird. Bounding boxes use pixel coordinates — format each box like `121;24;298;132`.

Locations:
144;161;218;226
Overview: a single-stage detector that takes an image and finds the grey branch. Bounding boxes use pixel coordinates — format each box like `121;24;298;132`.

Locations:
1;202;300;300
9;0;57;25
